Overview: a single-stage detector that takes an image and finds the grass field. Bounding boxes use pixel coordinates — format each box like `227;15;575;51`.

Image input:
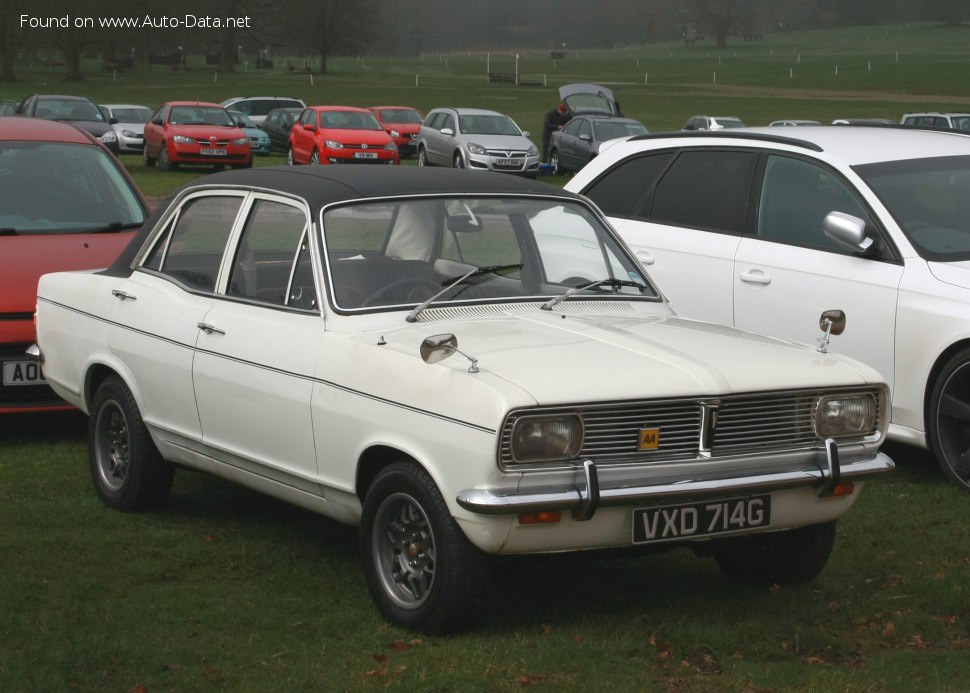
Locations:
3;21;970;691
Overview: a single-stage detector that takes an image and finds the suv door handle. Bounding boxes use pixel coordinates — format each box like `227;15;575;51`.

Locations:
636;251;655;266
740;270;771;285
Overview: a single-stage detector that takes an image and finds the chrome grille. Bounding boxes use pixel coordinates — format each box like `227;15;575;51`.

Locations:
499;388;881;468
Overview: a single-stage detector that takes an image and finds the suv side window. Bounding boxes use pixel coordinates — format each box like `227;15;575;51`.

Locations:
757;155;870;252
581;152;674;219
650;150;757;233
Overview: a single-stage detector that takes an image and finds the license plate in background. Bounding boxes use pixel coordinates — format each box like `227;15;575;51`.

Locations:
200;148;227;156
2;360;46;386
632;495;771;544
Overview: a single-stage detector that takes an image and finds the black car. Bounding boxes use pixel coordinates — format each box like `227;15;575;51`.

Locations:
261;107;303;154
17;94;119;152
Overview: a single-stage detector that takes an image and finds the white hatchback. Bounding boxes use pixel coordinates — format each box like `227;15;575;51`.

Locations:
567;126;970;491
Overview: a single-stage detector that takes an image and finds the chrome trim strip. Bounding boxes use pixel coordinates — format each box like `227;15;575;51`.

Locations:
456;452;894;515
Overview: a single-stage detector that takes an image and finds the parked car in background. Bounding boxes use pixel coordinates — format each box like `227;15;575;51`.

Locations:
218;96;306;124
101;104;152;153
417;107;539;176
228;110;272;156
262;107;303;154
832;118;895;125
769;119;822;126
566;126;970;492
559;83;622;117
682;115;746;131
143;101;251;171
901;112;970;131
0;100;18;116
32;165;892;632
548;115;648;174
288;106;399;166
17;94;119;152
1;117;148;412
368;106;424;158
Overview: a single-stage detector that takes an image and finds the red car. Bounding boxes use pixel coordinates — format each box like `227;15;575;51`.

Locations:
0;117;148;412
143;101;251;171
288;106;399;166
368;106;424;158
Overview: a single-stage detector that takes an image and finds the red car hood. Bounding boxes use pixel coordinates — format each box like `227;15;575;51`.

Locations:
0;231;135;315
171;124;247;139
384;123;421;135
323;129;393;145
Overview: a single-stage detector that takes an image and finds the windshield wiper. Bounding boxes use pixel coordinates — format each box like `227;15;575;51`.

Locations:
90;221;140;233
541;277;649;311
406;263;522;323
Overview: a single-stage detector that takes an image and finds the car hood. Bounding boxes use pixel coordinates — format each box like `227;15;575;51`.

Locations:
461;134;534;150
62;120;112;137
171;124;246;138
558;83;618;116
928;261;970;290
322;129;392;144
379;308;876;405
0;232;135;315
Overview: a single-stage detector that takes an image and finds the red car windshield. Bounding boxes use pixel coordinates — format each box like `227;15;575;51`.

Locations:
379;109;423;125
169;106;234;127
319;111;382;131
0;142;145;235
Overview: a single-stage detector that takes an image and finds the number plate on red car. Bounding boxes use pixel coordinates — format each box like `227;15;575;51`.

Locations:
200;148;227;156
354;152;378;159
632;495;771;544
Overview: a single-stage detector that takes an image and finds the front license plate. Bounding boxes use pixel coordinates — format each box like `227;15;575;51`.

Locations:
200;148;227;156
632;495;771;544
2;360;46;386
355;152;378;159
496;158;517;166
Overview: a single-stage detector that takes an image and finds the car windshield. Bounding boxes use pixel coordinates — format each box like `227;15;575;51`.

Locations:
230;111;256;128
856;154;970;261
322;196;658;312
0;142;145;234
593;120;648;141
379;109;423;124
169;106;234;126
458;115;521;136
715;118;745;128
320;111;382;130
112;108;151;123
38;99;105;122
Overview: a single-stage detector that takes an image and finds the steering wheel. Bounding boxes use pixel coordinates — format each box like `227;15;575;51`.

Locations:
362;278;443;308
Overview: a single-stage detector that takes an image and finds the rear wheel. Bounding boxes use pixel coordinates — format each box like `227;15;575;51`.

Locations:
549;149;561;175
143;146;156;167
928;347;970;491
88;376;174;511
712;521;837;584
417;147;429;167
360;461;489;633
287;147;295;165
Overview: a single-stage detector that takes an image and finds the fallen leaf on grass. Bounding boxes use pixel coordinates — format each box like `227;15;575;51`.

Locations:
371;653;388;663
881;623;896;639
934;614;958;625
128;686;147;693
364;668;389;678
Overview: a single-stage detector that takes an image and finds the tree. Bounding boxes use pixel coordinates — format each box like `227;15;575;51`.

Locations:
0;0;18;81
683;0;741;48
284;0;378;74
923;0;967;26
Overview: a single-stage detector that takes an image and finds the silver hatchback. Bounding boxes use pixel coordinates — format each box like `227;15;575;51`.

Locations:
416;107;540;177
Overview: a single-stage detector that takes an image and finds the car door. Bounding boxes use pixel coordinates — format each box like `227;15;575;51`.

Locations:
143;104;167;159
290;109;315;162
427;112;456;166
192;193;322;482
109;191;246;446
582;148;757;322
559;119;591;171
734;153;903;386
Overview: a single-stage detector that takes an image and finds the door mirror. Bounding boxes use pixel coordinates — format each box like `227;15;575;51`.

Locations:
441;127;455;136
823;211;874;254
420;334;459;365
819;309;846;336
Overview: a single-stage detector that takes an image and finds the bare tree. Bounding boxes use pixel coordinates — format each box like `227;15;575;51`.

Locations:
284;0;379;74
683;0;741;48
0;0;18;81
923;0;967;26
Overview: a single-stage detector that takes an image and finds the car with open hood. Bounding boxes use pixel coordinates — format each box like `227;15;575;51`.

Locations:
31;166;892;632
559;83;622;117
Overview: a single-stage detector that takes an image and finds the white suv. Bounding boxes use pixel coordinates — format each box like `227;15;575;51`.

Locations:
218;96;306;124
566;126;970;492
901;112;970;131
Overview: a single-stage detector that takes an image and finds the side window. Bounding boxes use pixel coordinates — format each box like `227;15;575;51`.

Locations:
651;150;757;233
578;120;592;139
143;195;243;291
581;152;674;219
227;199;309;305
299;110;314;127
562;119;580;137
757;155;870;251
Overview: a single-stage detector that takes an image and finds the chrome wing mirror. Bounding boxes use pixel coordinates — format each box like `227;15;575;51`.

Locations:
817;310;846;354
822;212;874;254
420;333;479;373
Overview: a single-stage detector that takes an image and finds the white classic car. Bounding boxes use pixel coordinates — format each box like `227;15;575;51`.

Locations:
32;166;893;632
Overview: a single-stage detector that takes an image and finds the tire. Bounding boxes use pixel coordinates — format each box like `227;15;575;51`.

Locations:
549;149;561;175
143;145;156;167
158;145;177;171
928;347;970;491
417;147;429;167
287;147;295;166
88;376;174;512
360;461;489;633
712;521;837;584
453;151;464;169
309;149;321;165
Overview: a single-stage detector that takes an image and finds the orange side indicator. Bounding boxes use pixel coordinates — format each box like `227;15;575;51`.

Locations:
518;511;562;525
827;481;855;497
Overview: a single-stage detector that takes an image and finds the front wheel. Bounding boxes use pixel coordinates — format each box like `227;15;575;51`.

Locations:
360;461;489;633
158;145;177;171
452;151;464;169
928;347;970;491
88;376;174;511
309;149;321;165
712;521;837;584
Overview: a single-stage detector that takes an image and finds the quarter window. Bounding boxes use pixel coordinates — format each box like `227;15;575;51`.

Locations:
582;152;674;219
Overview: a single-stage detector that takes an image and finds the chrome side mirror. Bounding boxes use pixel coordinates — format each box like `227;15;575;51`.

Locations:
817;310;846;353
822;212;874;254
420;333;479;373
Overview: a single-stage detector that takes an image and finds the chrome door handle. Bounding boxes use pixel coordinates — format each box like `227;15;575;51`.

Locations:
740;270;771;285
111;289;137;300
636;251;655;266
197;322;226;335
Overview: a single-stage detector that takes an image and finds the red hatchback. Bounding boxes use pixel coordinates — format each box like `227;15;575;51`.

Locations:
143;101;251;171
288;106;399;166
0;117;148;412
368;106;424;159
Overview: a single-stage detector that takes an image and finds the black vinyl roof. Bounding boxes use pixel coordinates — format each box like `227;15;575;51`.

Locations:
107;166;577;276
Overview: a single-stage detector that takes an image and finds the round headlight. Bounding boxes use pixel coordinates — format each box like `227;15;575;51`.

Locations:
815;394;877;438
510;414;583;463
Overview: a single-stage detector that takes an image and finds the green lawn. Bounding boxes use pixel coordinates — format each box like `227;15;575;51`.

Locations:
3;22;970;691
